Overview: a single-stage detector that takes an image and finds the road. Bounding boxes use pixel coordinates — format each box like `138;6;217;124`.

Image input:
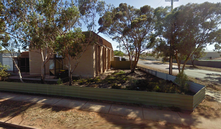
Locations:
138;59;221;83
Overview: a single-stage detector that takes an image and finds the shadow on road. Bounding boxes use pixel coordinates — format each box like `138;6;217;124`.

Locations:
144;62;165;65
204;74;221;84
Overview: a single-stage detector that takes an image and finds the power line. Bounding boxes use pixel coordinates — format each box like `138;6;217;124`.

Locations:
156;0;163;7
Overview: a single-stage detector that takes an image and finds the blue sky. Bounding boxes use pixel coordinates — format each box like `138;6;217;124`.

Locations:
84;0;221;52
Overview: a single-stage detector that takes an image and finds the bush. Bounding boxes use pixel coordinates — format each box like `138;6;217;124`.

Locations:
57;78;63;84
0;63;10;81
78;79;88;85
174;72;189;92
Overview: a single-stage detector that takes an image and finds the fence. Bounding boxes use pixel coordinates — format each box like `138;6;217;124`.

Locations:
0;53;2;64
0;63;205;111
111;61;134;69
0;81;195;110
137;66;205;110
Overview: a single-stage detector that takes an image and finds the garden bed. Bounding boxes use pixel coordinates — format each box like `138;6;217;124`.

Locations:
64;69;194;95
0;69;205;111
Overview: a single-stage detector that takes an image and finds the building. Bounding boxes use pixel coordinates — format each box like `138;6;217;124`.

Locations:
199;52;221;60
29;32;114;78
0;52;29;74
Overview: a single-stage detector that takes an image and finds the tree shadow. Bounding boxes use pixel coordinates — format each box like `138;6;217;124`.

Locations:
0;99;35;123
144;62;165;65
204;74;221;84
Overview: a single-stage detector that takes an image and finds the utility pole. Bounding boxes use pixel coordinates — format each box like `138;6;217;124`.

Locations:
165;0;178;75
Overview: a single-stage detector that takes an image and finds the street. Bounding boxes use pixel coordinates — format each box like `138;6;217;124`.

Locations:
138;59;221;84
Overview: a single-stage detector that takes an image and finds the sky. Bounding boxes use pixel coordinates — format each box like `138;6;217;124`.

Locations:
87;0;221;52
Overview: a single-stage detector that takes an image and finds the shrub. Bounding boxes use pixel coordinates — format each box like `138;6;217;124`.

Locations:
0;63;10;81
174;72;189;92
78;79;88;85
111;83;121;89
153;85;161;92
113;70;125;75
57;78;63;84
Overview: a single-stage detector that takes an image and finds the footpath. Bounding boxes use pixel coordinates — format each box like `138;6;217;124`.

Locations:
0;91;221;129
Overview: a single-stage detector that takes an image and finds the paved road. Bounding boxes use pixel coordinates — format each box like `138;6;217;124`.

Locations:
138;59;221;83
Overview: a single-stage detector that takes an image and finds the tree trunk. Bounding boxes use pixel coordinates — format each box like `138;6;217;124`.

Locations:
68;56;72;86
41;63;45;84
175;52;180;73
133;52;140;73
12;59;23;83
191;59;196;67
129;54;134;73
182;60;188;73
69;73;72;86
169;55;173;75
131;54;137;73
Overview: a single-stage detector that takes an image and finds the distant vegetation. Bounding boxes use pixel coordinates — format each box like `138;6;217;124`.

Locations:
114;50;125;56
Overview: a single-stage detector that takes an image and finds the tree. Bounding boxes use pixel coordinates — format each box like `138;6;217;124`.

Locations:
152;6;175;74
55;30;98;86
113;50;124;56
0;0;27;82
0;62;10;81
54;0;105;86
190;47;206;67
99;3;155;73
153;2;221;73
214;29;221;55
173;2;221;73
1;0;103;83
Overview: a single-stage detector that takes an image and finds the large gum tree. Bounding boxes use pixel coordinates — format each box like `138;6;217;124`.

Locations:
2;0;104;83
153;2;221;73
98;3;155;73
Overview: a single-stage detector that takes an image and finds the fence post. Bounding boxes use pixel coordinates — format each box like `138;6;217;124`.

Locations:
0;53;2;64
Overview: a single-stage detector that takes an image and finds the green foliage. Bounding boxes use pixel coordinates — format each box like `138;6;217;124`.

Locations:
112;70;125;75
191;47;206;61
152;3;221;72
114;50;124;56
99;3;155;72
174;72;189;92
55;29;86;58
2;0;104;84
78;79;88;85
111;83;121;89
78;76;101;85
0;63;10;80
214;38;221;55
57;78;63;84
